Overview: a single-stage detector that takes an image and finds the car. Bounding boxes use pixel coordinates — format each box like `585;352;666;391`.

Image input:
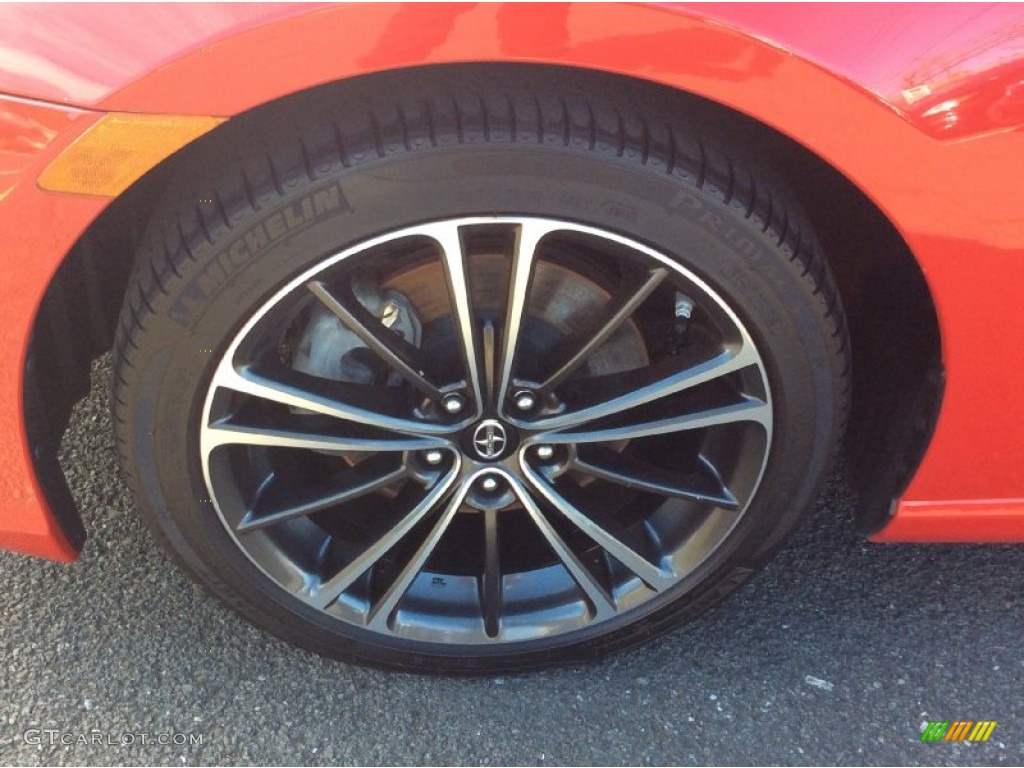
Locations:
1;2;1022;673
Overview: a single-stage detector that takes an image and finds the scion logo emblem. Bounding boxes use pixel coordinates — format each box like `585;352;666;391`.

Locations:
472;420;507;460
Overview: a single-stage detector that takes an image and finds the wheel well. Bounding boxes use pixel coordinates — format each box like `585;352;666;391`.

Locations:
27;63;941;548
760;136;942;534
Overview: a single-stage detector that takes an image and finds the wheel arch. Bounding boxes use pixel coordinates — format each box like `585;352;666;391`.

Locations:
26;62;941;553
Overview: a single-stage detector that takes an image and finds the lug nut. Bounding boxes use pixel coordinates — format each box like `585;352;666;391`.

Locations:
535;445;555;461
423;449;444;466
513;390;536;411
441;393;464;414
479;476;500;493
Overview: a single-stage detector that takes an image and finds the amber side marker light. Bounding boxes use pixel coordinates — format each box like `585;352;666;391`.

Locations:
38;113;226;198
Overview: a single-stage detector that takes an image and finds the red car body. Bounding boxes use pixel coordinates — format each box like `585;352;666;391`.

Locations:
1;2;1022;563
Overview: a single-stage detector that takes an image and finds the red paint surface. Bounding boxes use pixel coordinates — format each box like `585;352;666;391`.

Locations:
0;96;104;560
0;3;1021;555
0;94;85;198
871;500;1024;543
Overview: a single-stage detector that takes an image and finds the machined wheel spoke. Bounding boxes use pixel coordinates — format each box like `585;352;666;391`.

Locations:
496;220;558;412
572;445;738;509
238;455;410;532
432;224;484;414
482;321;497;406
521;467;676;592
482;508;502;638
311;469;460;610
505;474;618;620
307;280;444;401
537;267;669;394
203;420;448;454
542;396;771;445
212;360;454;436
530;342;761;433
366;480;471;630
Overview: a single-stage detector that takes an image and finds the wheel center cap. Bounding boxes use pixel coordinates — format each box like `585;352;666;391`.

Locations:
465;419;517;461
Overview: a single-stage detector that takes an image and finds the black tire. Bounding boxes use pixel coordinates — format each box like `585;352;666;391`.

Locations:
113;69;849;673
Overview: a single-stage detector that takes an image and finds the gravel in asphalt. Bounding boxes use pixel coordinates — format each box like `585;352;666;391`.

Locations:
1;357;1021;766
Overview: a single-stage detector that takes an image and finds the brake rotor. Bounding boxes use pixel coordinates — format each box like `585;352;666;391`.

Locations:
381;252;650;379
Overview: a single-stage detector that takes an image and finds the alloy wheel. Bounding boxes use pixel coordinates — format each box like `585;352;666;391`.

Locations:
199;217;773;645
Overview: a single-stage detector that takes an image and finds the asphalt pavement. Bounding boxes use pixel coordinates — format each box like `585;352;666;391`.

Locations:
1;356;1021;766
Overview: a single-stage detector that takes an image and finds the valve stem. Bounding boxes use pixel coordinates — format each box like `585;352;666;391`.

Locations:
673;292;694;338
671;292;696;356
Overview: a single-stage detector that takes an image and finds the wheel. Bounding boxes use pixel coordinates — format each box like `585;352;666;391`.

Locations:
113;71;849;673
